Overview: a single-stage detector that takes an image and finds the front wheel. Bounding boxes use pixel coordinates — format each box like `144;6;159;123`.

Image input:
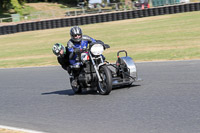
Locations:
97;65;112;95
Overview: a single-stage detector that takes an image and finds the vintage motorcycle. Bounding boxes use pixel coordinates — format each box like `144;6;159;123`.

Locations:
68;41;140;95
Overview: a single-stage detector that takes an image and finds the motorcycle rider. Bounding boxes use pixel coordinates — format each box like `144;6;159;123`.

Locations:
67;26;96;67
52;26;97;72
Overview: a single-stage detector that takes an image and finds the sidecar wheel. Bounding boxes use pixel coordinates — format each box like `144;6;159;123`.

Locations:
97;65;112;95
70;78;82;94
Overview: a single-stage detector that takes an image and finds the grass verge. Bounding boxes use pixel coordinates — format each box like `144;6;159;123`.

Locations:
0;128;27;133
0;11;200;68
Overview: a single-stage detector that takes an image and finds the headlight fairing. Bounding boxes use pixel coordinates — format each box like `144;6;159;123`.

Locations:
90;44;104;56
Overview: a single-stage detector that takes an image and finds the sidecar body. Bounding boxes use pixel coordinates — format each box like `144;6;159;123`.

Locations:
107;50;141;88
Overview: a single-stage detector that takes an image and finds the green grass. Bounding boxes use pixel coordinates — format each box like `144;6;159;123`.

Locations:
0;11;200;68
21;5;37;15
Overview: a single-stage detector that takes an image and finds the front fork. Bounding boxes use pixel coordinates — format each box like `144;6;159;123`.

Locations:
89;52;105;82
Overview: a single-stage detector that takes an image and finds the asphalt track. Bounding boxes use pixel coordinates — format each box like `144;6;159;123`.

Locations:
0;60;200;133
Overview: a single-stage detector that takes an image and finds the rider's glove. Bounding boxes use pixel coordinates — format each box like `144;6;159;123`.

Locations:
74;48;81;53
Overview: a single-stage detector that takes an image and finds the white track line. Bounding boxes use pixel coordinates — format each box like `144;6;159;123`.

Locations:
0;125;47;133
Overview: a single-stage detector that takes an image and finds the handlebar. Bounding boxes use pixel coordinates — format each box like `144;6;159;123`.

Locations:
117;50;127;57
74;48;87;54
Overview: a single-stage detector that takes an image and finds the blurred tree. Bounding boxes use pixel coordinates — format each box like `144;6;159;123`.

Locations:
10;0;22;13
0;0;82;14
0;0;11;13
0;0;4;13
0;0;24;14
18;0;26;5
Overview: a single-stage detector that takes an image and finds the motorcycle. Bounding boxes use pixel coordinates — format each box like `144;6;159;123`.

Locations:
68;41;140;95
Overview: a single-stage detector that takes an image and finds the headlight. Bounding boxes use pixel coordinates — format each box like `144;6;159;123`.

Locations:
90;44;104;56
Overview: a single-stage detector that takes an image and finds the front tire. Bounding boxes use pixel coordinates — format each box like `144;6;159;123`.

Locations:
97;65;112;95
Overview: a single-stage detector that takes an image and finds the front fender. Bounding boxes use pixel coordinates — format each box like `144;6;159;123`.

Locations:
97;62;107;70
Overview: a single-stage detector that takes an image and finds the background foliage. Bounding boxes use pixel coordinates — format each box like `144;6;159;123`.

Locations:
0;0;79;14
0;0;128;15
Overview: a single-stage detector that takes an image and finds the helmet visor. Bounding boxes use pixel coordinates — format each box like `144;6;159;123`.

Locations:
73;34;82;38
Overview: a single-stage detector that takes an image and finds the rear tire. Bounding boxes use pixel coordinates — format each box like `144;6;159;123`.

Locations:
97;65;112;95
70;78;82;94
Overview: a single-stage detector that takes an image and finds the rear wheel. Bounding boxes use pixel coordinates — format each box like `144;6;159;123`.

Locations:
97;65;112;95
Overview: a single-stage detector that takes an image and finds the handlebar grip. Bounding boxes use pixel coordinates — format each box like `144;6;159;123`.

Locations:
117;50;127;57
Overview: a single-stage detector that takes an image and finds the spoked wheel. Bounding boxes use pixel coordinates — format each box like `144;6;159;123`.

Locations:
97;65;112;95
70;77;82;94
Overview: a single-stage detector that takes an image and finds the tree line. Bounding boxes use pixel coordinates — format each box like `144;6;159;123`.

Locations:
0;0;79;14
0;0;128;15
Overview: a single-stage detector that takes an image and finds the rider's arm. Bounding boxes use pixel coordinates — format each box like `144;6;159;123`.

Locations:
67;40;75;59
82;35;96;43
57;47;70;71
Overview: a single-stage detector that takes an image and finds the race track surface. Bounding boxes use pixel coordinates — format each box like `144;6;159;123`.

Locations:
0;60;200;133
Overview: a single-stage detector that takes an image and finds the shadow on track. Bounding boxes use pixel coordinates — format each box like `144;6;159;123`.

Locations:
112;84;141;90
41;84;140;96
41;89;98;96
42;89;75;96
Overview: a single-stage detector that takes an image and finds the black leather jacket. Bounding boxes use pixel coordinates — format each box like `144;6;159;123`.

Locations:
57;46;70;71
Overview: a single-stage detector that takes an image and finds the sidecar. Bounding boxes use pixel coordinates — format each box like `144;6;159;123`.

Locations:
107;50;141;88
